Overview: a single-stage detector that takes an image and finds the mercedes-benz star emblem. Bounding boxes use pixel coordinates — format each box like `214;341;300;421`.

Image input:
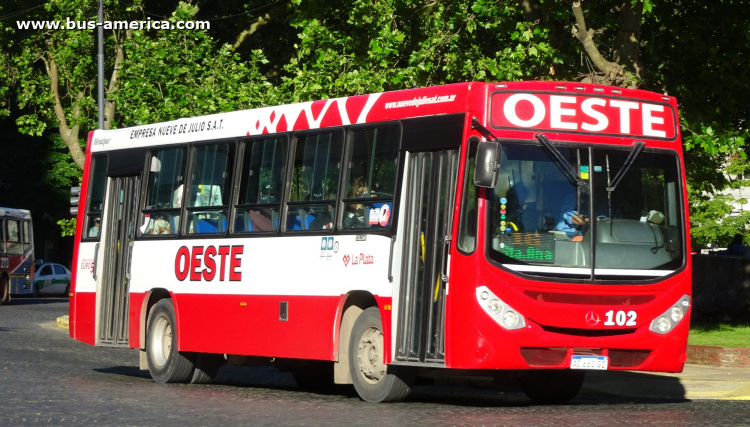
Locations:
585;311;600;326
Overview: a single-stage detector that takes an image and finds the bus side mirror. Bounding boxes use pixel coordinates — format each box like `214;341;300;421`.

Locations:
473;141;500;188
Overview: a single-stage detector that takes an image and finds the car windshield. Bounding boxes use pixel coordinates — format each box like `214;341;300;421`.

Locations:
487;141;684;280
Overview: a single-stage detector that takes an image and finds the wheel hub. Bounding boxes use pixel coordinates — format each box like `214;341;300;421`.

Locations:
150;316;172;367
358;326;386;384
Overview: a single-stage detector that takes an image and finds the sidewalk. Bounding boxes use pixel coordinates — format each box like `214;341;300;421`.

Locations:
55;316;748;400
582;364;750;400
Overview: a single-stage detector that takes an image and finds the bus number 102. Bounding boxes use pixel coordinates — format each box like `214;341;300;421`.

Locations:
603;310;637;327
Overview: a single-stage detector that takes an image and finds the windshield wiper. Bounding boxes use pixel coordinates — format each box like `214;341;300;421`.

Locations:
471;117;500;142
606;141;645;192
534;134;582;187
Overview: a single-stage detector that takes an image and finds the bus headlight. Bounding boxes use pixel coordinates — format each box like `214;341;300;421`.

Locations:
25;274;31;285
650;295;690;335
503;311;519;328
488;299;503;315
476;286;526;330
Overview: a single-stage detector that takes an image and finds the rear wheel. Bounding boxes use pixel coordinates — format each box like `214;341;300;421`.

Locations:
520;370;585;405
146;299;195;383
190;353;224;384
349;307;413;402
64;284;70;297
0;276;9;305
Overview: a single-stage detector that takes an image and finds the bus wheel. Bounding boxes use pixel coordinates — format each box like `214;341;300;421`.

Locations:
0;276;9;305
190;353;224;384
349;307;413;402
520;370;585;405
146;299;195;383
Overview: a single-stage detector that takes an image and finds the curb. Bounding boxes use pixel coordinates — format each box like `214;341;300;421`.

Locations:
687;345;750;368
57;315;69;330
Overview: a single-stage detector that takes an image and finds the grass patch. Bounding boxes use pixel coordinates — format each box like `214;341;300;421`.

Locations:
689;320;750;348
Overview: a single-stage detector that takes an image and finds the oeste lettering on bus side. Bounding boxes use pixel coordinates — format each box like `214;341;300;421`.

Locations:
174;245;243;282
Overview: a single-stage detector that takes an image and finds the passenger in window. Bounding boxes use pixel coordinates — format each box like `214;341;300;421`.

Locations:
149;214;172;235
344;178;372;228
555;192;588;239
88;219;101;238
309;193;335;230
249;210;274;231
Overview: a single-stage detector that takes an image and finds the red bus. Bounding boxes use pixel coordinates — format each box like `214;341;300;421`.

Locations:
0;207;35;304
69;81;689;403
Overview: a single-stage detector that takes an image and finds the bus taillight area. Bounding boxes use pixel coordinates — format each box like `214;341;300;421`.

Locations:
446;265;692;373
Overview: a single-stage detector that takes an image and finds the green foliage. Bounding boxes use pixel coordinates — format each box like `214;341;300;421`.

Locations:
115;3;274;126
690;321;750;348
57;218;76;237
278;0;560;102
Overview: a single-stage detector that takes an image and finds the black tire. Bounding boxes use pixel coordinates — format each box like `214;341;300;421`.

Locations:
292;361;335;390
0;276;9;306
64;284;70;297
190;353;224;384
520;370;586;405
31;282;39;298
146;299;195;383
349;307;414;402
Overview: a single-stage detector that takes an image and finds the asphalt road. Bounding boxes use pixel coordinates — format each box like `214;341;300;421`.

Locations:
1;299;749;426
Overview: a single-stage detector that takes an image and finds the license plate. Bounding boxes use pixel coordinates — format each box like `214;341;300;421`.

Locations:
570;355;608;370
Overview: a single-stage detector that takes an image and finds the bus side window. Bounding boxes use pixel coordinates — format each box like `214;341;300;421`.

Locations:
342;126;400;230
84;155;108;241
143;147;186;236
457;139;478;253
235;137;287;234
22;221;31;252
185;143;233;235
286;132;343;231
6;220;21;254
0;218;5;254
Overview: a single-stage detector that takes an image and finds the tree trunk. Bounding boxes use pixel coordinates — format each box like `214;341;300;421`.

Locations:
613;0;644;79
570;1;641;88
104;29;132;130
45;56;85;169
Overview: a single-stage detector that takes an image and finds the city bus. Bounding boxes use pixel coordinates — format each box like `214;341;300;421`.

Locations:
69;81;690;403
0;207;35;304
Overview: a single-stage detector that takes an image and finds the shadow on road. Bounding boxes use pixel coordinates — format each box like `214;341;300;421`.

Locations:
94;366;151;379
8;297;69;305
91;363;689;406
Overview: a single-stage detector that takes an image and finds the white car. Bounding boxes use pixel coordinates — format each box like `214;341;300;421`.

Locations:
33;263;71;296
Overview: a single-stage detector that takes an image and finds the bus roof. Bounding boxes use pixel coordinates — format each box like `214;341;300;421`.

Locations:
0;207;32;220
88;81;678;152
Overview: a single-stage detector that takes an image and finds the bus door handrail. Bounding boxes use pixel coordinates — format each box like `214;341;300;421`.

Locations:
388;235;396;283
93;243;100;281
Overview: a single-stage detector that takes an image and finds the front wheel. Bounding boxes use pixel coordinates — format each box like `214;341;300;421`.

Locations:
0;276;9;305
520;370;585;405
348;307;413;402
146;299;195;383
31;282;39;298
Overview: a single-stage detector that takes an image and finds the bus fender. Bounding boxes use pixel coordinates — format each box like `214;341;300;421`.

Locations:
333;291;377;384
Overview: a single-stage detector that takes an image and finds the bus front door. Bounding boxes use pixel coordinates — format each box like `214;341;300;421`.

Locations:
98;175;140;347
396;150;458;364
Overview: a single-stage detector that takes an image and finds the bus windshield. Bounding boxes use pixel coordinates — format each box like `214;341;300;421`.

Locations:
487;141;684;280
